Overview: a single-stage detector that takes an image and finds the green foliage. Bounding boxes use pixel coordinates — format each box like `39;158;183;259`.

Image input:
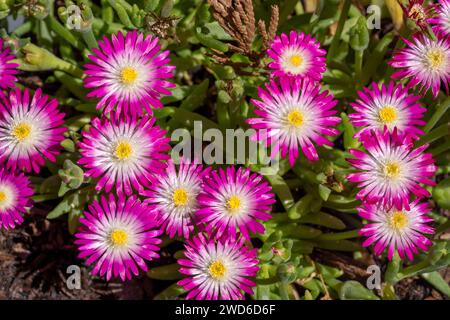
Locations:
4;0;449;301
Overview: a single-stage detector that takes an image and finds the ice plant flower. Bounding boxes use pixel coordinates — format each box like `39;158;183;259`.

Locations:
143;159;210;239
78;113;170;196
84;31;175;115
358;200;434;261
349;81;426;139
267;31;326;81
389;33;450;98
0;38;18;89
0;88;66;173
247;77;340;164
0;168;33;230
401;0;436;31
347;129;437;211
177;233;259;300
196;166;275;240
75;194;162;281
428;0;450;35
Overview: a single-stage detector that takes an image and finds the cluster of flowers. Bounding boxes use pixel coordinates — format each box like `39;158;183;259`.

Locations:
347;0;450;261
0;31;275;299
0;0;448;299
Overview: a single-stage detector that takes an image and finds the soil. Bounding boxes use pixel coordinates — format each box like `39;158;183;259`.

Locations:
1;204;448;300
0;205;157;300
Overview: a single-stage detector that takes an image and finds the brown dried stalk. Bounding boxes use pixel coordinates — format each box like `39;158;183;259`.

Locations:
207;0;278;67
258;5;279;51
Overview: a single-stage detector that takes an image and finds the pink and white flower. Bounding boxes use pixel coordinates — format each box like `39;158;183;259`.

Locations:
196;166;275;240
0;88;66;173
358;200;434;261
247;77;340;164
143;159;210;239
75;194;162;281
349;81;426;139
0;168;33;230
78;113;170;196
389;33;450;98
177;233;259;300
0;38;18;89
267;31;326;81
347;129;437;211
84;31;175;116
429;0;450;35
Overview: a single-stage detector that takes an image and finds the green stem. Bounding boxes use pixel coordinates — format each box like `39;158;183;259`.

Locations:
355;50;363;84
316;229;359;241
429;140;450;156
399;260;430;279
416;123;450;147
46;16;83;50
279;283;290;300
424;96;450;134
54;71;88;100
101;0;114;23
81;29;98;49
327;0;351;60
256;276;279;285
12;20;33;36
108;0;135;28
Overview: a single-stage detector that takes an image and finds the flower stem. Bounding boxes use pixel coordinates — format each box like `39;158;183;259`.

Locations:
424;96;450;134
316;229;360;241
416;123;450;147
46;16;83;50
355;50;363;85
327;0;351;60
81;29;98;49
429;140;450;156
398;260;430;279
279;283;290;300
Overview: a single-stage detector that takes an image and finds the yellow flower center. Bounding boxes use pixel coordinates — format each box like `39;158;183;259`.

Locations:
410;4;426;21
110;229;128;246
12;123;32;141
0;191;5;204
114;141;133;160
120;67;138;85
227;195;241;212
287;110;304;127
390;211;409;231
290;54;303;67
173;188;188;206
208;260;226;279
378;106;397;124
427;49;445;70
384;162;401;179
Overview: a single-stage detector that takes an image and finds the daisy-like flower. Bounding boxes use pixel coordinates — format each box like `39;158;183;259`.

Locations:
389;33;450;98
0;168;33;229
429;0;450;35
0;88;66;173
401;0;436;31
0;38;19;89
75;194;162;281
358;200;434;261
267;31;326;81
247;77;340;164
143;159;210;239
347;129;437;211
196;166;275;240
349;81;426;139
84;31;175;116
177;233;259;300
78;113;170;196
